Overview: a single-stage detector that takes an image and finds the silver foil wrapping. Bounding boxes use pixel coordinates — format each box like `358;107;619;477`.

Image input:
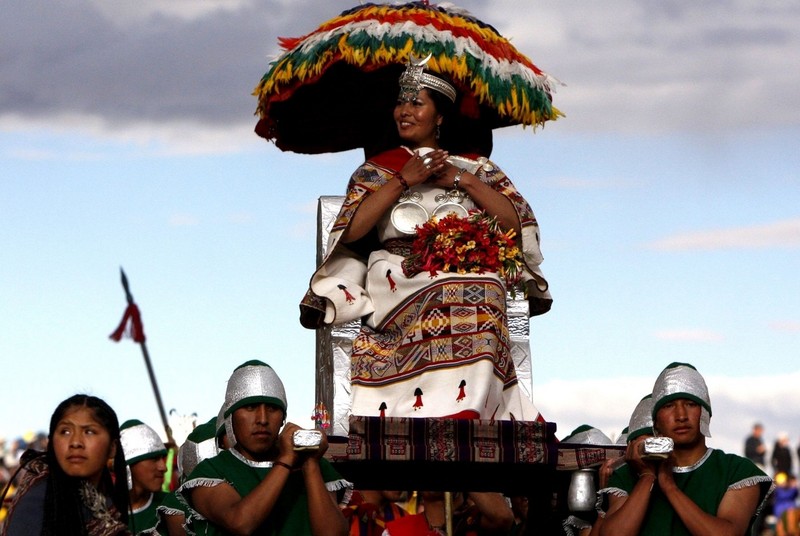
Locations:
315;196;535;436
292;429;323;451
642;436;674;460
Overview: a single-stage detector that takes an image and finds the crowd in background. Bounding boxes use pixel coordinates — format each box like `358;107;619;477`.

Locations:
744;423;800;536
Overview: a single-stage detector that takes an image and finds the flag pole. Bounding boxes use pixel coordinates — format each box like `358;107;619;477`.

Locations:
118;268;174;445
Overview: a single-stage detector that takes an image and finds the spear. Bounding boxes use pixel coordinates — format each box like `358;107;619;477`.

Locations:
109;268;174;445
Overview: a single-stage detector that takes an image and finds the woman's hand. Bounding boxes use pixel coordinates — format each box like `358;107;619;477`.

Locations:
400;149;449;187
425;161;464;190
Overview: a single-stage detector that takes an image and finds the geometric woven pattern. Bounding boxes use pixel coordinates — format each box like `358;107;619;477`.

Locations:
351;278;515;387
344;416;557;464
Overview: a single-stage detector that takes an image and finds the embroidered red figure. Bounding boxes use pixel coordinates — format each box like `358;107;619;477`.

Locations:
386;269;397;292
379;402;387;418
456;379;466;402
337;284;355;304
413;388;423;410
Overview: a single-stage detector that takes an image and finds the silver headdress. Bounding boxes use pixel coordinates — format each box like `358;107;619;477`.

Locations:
562;424;613;445
177;416;219;481
223;360;287;447
119;419;167;466
626;395;655;443
651;362;712;437
120;419;167;490
215;403;226;441
398;53;457;103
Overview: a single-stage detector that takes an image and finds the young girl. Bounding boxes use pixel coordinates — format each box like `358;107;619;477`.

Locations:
2;394;131;535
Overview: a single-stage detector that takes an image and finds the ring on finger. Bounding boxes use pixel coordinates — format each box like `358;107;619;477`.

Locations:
422;157;433;167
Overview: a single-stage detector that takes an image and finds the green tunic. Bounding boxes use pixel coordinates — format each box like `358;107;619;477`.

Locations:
600;448;773;535
130;490;167;535
178;449;351;536
154;490;185;536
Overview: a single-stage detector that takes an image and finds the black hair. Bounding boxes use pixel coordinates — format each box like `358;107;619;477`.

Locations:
41;394;129;535
423;73;493;156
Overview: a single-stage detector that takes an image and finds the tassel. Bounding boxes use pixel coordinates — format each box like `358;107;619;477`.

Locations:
109;303;146;343
379;402;387;418
489;404;500;425
386;269;397;292
337;284;355;304
413;388;423;410
456;379;466;402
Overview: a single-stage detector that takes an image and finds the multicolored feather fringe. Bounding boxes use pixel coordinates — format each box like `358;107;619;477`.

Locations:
254;1;563;131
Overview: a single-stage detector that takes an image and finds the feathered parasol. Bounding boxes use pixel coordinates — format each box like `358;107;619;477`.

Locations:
254;1;562;156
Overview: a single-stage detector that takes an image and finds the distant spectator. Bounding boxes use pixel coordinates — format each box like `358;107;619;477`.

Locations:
745;422;767;468
773;472;799;536
773;433;793;477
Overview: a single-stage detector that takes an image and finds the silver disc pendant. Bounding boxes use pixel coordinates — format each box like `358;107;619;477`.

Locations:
432;202;469;220
391;201;429;234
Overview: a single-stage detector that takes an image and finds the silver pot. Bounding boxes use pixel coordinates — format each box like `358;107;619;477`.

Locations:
567;469;596;512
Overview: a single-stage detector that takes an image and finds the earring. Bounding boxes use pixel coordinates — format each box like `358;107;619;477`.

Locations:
436;125;441;139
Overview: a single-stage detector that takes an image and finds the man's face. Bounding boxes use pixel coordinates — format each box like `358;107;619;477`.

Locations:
655;398;703;447
232;402;284;461
130;456;167;493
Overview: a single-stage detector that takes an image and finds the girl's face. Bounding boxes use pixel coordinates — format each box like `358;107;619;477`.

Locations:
393;88;442;148
52;406;116;485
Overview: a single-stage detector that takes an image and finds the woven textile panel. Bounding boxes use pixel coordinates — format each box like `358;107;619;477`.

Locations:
343;416;556;465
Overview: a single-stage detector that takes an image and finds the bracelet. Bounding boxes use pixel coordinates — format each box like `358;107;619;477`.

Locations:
638;471;656;479
453;168;466;190
271;460;293;472
395;173;409;191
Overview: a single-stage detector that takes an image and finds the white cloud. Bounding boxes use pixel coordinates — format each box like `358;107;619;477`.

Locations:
168;213;200;226
770;321;800;333
647;218;800;251
88;0;253;24
228;212;256;224
653;329;725;342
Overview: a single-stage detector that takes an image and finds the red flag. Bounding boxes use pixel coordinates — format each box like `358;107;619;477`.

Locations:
109;303;146;343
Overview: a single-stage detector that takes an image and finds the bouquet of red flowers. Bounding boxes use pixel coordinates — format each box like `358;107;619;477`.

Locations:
401;210;524;292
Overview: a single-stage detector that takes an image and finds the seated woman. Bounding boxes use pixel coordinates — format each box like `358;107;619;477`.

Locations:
301;55;551;421
2;394;130;535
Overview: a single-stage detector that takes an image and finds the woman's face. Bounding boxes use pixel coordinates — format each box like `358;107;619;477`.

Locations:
394;88;442;148
52;406;116;485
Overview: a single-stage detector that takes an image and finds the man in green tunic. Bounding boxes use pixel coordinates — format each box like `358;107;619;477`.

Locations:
155;415;220;535
600;362;773;535
179;360;351;535
120;419;169;535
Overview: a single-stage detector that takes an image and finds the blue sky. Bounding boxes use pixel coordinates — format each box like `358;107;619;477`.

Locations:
2;0;799;460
